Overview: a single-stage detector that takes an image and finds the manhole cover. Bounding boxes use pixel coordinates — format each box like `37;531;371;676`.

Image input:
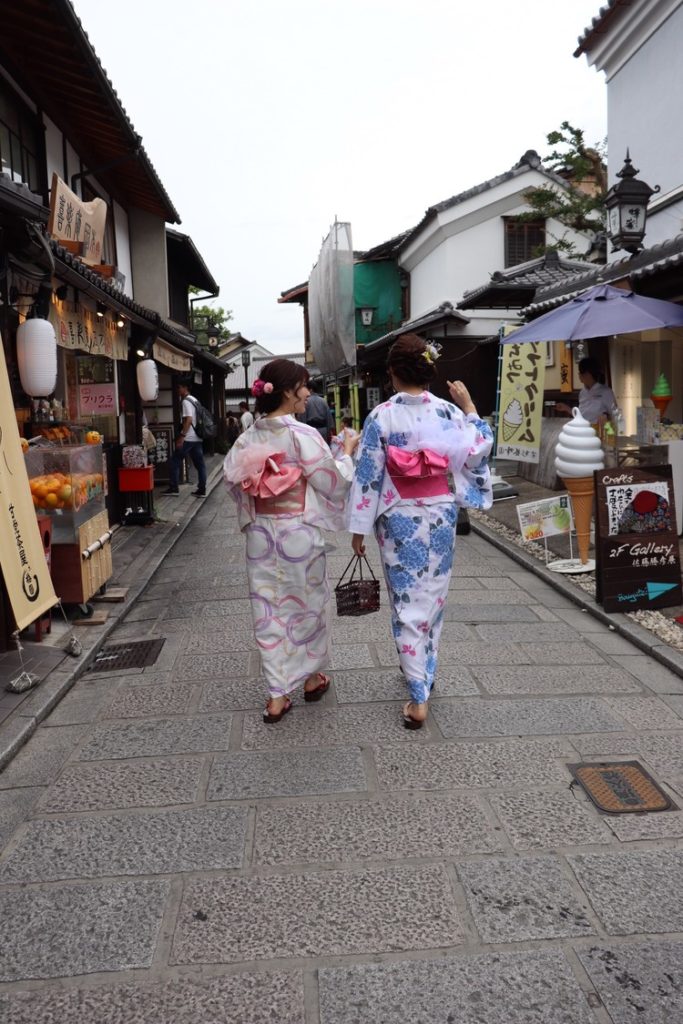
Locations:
92;638;165;672
568;761;673;814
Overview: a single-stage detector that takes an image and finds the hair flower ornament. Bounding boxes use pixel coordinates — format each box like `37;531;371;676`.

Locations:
251;379;274;397
422;341;442;365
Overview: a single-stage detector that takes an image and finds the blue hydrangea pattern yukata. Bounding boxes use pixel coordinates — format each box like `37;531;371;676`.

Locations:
348;392;493;704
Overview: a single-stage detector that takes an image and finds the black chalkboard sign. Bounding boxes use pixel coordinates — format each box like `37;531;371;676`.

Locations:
148;425;174;483
595;465;682;612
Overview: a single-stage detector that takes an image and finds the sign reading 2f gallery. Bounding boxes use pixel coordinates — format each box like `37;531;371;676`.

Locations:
594;466;682;613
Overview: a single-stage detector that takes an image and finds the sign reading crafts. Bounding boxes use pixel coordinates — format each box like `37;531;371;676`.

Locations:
595;466;682;612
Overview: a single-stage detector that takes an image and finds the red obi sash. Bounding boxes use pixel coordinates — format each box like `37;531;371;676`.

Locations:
386;445;450;499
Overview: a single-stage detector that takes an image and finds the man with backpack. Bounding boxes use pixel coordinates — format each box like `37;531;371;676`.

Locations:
164;380;208;497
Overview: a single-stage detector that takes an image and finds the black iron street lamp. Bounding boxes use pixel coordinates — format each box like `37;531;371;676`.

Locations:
206;321;220;348
241;347;251;405
604;152;659;255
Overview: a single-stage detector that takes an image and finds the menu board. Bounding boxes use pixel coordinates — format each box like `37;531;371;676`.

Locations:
595;465;682;612
148;425;173;482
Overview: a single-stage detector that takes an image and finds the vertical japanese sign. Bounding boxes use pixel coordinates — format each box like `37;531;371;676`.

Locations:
559;342;573;393
47;173;107;266
0;338;57;629
594;466;682;612
497;332;546;463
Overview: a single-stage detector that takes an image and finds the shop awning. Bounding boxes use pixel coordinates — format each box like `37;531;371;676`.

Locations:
153;340;192;372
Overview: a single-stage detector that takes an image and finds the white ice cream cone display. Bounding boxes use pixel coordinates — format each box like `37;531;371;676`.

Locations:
555;408;604;565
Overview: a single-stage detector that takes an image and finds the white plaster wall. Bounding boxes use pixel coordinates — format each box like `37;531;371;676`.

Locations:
43;115;64;184
112;200;133;298
607;3;683;245
128;207;169;314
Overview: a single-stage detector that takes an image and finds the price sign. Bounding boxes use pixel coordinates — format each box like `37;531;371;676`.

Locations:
79;383;116;414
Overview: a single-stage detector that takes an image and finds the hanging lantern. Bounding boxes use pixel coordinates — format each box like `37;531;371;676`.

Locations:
16;318;57;397
136;358;158;401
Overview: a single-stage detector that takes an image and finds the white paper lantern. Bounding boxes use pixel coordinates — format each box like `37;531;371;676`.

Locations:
137;358;159;401
16;318;57;397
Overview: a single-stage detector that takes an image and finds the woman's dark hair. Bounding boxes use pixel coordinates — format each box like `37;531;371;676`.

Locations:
254;358;310;414
578;357;605;385
386;333;436;387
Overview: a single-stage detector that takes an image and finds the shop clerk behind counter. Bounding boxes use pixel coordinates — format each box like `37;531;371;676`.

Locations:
556;357;617;425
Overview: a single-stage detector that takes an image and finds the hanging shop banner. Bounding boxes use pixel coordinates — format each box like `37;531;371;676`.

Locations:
516;495;573;543
47;173;107;266
0;339;57;630
594;465;682;613
497;333;546;463
559;342;573;393
153;340;191;372
49;300;127;360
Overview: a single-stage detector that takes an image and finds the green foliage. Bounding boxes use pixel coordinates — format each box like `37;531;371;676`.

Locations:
521;121;607;259
189;286;233;347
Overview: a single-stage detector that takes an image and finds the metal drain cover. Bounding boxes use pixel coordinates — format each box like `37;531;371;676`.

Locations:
569;761;673;814
92;638;165;672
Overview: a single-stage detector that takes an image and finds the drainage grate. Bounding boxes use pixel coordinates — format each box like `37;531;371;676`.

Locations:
91;638;165;672
568;761;674;815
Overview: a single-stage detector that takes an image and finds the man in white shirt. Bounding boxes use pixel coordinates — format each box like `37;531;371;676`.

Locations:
164;381;207;497
556;357;617;426
239;401;254;432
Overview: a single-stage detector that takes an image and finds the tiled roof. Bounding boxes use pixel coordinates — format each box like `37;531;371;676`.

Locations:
523;231;683;314
0;174;48;220
166;229;219;295
362;301;471;352
400;151;571;251
574;1;630;57
278;282;308;304
356;229;414;261
0;0;180;222
458;251;601;309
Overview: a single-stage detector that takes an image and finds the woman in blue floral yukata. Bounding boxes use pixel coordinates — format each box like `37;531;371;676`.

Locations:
348;333;493;729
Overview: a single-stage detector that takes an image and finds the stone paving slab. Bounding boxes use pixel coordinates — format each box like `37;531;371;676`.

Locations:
334;667;480;702
318;948;599;1024
473;622;582;642
198;675;272;712
375;739;571;791
443;603;542;622
104;682;200;719
577;941;683;1024
0;806;248;882
200;597;254;617
0;878;169;981
568;849;683;934
241;704;432;750
517;642;610;665
447;589;538;605
254;793;503;866
0;725;86;788
488;789;611;849
473;665;641;696
458;855;594;942
611;655;683;694
0;787;43;851
39;680;116;727
601;695;683;730
604;809;683;841
182;621;257;653
38;757;204;813
432;697;623;738
329;644;375;669
0;971;306;1024
76;713;234;760
175;652;253;680
331;617;400;644
208;747;368;800
171;864;463;964
435;642;532;665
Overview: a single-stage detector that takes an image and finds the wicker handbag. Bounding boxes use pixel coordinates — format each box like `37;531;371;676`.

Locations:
335;555;381;617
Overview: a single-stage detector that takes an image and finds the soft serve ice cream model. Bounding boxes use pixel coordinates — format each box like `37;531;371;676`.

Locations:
555;408;605;565
502;398;523;441
651;372;672;419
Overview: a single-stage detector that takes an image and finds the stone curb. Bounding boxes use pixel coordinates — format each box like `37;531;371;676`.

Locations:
0;463;225;770
470;516;683;680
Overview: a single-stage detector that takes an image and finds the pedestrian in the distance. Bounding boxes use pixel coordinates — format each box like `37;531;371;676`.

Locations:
304;381;333;442
239;401;254;432
226;414;240;447
165;380;207;497
330;416;359;459
223;358;359;723
348;333;493;729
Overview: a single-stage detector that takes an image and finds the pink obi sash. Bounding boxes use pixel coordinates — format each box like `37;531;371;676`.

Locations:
386;445;450;499
240;452;306;516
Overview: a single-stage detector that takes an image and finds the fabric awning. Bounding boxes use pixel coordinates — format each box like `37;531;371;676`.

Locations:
153;340;192;372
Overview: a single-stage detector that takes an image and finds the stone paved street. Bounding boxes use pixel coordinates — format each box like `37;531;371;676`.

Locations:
1;488;683;1023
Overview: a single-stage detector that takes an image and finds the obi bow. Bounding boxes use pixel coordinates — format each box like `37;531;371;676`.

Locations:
386;446;449;478
239;451;302;498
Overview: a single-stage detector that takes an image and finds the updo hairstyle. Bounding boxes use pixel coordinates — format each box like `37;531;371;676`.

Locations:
253;358;310;415
386;333;436;387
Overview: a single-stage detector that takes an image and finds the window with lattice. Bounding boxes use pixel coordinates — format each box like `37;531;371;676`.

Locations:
504;218;545;267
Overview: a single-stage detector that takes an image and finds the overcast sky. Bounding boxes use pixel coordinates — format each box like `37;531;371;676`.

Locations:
73;0;607;354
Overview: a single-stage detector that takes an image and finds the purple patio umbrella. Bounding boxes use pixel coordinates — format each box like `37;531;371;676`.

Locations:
500;284;683;343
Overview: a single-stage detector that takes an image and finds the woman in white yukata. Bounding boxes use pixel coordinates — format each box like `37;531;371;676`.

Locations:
349;334;493;730
223;359;358;723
